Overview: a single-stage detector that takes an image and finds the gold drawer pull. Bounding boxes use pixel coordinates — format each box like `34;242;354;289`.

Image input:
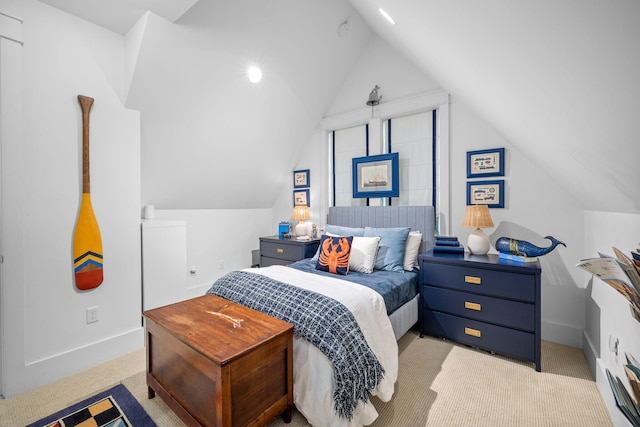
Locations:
465;301;481;311
276;248;284;254
465;275;481;285
465;327;481;338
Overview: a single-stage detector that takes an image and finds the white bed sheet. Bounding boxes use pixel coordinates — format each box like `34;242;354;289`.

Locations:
249;265;398;427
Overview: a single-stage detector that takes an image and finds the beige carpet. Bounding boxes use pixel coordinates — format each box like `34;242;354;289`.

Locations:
0;328;613;426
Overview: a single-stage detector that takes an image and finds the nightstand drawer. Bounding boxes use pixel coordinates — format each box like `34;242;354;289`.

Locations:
423;310;535;363
261;241;306;262
422;286;535;331
423;263;535;302
260;256;291;267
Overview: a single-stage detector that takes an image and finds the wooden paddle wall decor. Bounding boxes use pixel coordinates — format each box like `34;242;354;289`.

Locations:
73;95;103;290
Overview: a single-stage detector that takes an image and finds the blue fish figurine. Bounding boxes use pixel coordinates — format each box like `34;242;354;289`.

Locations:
496;236;566;257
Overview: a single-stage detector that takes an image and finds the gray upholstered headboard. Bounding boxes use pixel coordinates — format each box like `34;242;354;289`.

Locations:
328;206;435;253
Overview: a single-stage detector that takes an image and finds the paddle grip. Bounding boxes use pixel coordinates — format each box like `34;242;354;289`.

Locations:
77;95;94;194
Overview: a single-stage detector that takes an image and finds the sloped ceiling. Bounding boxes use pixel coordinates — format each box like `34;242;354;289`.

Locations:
349;0;640;213
39;0;199;35
127;1;373;209
39;0;640;213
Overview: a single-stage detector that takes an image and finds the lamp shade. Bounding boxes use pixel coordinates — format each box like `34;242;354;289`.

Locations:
292;205;310;221
462;205;494;229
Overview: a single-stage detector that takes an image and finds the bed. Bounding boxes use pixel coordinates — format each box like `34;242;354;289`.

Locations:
314;205;433;339
208;205;435;427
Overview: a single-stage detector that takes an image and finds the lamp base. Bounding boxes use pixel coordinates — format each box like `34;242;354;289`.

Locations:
467;228;491;255
295;222;307;237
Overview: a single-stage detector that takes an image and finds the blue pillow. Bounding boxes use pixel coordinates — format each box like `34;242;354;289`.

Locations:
363;227;410;272
325;225;365;237
315;235;353;275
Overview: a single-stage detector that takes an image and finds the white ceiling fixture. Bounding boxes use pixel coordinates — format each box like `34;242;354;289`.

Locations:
378;8;395;25
247;66;262;83
338;20;349;37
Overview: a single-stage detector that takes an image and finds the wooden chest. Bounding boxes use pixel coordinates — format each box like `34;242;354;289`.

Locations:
143;294;294;426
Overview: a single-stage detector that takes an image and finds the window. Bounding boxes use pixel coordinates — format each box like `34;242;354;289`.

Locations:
330;110;437;209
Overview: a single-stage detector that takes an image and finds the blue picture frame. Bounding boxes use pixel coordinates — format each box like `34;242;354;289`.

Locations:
467;148;505;178
293;169;310;188
293;189;310;206
352;153;399;199
466;180;505;208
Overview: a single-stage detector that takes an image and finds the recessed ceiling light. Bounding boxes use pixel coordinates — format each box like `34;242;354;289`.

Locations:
379;8;396;25
248;66;262;83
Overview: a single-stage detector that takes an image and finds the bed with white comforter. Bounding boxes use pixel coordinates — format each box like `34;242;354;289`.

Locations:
251;265;398;427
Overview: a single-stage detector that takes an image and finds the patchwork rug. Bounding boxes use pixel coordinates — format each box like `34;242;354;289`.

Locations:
26;383;156;427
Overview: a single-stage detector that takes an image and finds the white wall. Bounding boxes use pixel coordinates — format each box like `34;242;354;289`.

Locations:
1;0;142;397
149;209;274;298
583;211;640;426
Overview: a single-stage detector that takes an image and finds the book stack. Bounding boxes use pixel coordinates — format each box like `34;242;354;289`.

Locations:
626;352;640;407
433;236;464;254
577;246;640;322
498;252;539;263
606;352;640;427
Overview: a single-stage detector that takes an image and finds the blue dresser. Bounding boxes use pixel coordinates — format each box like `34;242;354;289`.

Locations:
419;251;542;371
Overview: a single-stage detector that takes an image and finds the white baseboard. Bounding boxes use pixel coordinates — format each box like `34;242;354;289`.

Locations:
4;327;144;398
582;328;598;377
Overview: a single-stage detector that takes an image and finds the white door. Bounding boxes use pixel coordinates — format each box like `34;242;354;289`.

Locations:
141;220;188;310
0;10;24;398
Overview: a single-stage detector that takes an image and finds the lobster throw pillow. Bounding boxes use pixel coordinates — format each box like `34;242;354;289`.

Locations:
315;235;353;275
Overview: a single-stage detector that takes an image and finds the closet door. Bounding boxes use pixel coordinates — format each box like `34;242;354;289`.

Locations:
0;10;25;398
141;220;188;311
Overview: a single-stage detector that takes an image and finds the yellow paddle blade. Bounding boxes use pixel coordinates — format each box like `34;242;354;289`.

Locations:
73;194;103;290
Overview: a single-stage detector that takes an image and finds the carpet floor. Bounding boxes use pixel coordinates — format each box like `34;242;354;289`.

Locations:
0;328;613;426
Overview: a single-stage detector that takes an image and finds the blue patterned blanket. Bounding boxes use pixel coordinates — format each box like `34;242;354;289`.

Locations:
206;270;385;420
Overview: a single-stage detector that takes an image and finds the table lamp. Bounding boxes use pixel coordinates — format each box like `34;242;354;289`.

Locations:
462;205;494;255
292;205;310;237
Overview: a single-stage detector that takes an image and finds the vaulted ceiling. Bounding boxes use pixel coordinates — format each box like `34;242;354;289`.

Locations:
39;0;640;213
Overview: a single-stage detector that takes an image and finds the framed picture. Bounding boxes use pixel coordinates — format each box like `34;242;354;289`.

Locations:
467;148;505;178
352;153;399;199
293;169;310;188
293;189;310;206
466;180;505;208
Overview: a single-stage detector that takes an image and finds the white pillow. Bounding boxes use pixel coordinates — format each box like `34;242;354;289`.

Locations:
404;231;422;271
327;233;381;274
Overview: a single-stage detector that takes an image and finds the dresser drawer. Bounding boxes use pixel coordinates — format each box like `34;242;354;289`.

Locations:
422;286;535;332
422;263;535;302
261;241;306;262
422;310;535;363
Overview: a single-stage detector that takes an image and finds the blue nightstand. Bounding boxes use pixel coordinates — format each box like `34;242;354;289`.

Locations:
259;236;320;267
